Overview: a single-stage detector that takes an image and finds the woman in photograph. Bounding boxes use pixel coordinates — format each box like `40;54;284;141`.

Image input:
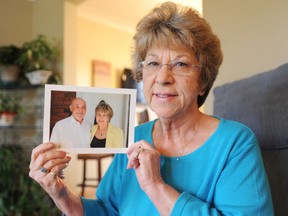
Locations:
90;100;124;148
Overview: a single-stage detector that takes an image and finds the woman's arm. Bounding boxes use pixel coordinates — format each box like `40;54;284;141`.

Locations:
126;140;274;216
126;141;179;215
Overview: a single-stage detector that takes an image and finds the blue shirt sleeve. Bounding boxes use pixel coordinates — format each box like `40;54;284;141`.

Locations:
81;197;108;216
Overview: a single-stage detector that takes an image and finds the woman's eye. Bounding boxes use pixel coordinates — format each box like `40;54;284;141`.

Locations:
174;62;188;67
147;61;159;67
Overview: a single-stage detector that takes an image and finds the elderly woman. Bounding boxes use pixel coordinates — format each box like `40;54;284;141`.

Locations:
90;100;124;148
29;2;273;215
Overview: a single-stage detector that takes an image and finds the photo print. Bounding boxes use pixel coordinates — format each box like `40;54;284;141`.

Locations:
43;84;136;153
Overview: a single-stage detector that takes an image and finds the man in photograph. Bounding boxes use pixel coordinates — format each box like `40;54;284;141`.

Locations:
50;97;91;148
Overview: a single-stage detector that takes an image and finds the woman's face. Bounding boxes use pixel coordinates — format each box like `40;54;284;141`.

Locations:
96;110;110;127
142;46;204;120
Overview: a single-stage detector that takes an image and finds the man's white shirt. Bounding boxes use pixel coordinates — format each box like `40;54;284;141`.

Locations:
50;115;92;148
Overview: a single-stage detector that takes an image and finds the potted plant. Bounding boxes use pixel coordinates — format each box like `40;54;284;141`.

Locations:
0;45;22;84
0;92;24;126
17;35;58;85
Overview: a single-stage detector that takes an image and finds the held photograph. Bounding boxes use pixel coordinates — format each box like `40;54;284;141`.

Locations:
43;84;136;153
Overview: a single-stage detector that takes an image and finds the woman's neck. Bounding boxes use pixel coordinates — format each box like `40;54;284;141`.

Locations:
158;108;202;132
98;124;108;131
153;111;205;156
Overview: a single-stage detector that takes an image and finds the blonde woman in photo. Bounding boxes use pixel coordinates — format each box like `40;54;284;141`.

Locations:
90;100;124;148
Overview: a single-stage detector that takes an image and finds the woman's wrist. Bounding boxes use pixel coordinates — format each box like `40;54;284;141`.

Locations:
144;180;180;215
51;187;84;215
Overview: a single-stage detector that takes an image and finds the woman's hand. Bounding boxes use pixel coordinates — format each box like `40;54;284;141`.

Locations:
126;140;181;215
29;142;85;215
126;140;164;191
29;142;84;215
29;142;71;198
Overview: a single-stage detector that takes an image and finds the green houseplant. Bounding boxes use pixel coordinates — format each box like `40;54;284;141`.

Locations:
0;145;59;216
0;93;23;113
0;93;24;126
17;35;58;85
0;45;22;84
0;45;21;65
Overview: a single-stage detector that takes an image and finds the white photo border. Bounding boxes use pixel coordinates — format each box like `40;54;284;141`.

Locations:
43;84;137;154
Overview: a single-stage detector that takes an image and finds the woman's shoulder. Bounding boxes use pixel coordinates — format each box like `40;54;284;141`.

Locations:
213;116;258;147
216;116;255;134
109;124;123;132
198;115;255;142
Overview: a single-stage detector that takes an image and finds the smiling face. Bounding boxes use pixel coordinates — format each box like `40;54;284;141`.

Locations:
142;46;204;120
96;110;111;128
70;98;87;123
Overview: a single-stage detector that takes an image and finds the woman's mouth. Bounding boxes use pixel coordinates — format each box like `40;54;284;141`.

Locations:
154;93;176;100
157;94;169;98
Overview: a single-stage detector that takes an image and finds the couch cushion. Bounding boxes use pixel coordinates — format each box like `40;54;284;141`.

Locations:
213;63;288;150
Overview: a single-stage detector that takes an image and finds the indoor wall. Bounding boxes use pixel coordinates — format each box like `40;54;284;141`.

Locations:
203;0;288;114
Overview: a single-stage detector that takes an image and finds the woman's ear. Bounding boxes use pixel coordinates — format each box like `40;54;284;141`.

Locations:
199;85;206;96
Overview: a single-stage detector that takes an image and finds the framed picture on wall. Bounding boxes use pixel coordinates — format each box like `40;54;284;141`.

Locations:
43;84;137;153
92;60;112;87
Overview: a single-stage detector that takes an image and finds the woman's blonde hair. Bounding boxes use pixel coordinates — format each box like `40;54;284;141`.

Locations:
131;1;223;107
95;100;113;118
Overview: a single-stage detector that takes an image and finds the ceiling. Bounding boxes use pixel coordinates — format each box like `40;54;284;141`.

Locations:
77;0;202;33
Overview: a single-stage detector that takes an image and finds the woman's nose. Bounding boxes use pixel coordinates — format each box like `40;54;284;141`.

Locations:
155;65;174;85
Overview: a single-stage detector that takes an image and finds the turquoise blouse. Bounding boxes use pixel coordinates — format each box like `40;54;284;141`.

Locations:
81;118;274;215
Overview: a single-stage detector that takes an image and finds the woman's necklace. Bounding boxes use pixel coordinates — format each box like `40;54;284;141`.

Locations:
163;145;187;179
164;157;180;178
97;128;107;137
154;119;199;179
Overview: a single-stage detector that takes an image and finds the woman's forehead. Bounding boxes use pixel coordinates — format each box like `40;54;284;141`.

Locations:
97;109;109;114
146;45;196;59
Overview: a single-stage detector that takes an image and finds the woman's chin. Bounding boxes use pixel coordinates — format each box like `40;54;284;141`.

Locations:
152;109;176;120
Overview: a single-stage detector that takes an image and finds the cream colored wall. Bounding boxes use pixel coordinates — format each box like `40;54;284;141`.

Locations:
75;17;134;87
0;0;33;46
203;0;288;114
64;1;78;85
32;0;64;40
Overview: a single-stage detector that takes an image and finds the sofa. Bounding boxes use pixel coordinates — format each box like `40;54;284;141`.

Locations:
213;63;288;216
